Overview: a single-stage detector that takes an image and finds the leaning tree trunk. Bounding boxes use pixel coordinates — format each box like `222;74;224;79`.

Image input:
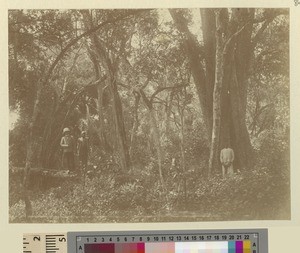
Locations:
88;48;107;145
23;83;44;218
82;11;107;146
169;9;212;137
83;21;131;170
108;77;131;171
96;66;131;172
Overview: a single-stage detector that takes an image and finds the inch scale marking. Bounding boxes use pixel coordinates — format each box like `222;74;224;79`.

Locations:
23;233;67;253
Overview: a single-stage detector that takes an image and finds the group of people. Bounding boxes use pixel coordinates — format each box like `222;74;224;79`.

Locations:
60;126;235;177
60;127;89;173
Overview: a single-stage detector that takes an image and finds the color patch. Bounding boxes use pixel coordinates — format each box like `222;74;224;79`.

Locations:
85;243;114;253
228;241;235;253
235;241;243;253
243;240;251;253
115;243;145;253
145;242;175;253
175;242;206;253
175;241;228;253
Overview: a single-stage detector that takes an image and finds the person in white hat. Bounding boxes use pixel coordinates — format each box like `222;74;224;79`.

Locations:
60;127;75;172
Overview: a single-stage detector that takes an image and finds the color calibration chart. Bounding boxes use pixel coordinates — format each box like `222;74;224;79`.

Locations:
67;229;268;253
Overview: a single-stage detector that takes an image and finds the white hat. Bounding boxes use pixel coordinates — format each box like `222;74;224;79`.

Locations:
63;127;70;133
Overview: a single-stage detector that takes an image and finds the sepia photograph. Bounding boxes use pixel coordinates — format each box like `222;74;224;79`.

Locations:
8;8;290;223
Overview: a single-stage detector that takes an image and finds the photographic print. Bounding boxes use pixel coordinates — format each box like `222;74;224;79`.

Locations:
8;8;290;223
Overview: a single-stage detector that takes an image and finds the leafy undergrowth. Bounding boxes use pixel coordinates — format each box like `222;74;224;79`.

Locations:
178;167;290;221
9;165;290;223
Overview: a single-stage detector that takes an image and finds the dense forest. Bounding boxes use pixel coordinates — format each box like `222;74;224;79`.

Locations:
9;8;290;223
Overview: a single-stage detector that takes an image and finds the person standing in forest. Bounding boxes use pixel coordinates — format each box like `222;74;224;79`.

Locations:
60;127;76;173
220;147;235;177
77;131;89;172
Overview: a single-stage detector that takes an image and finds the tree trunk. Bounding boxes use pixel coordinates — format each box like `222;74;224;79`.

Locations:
219;9;255;172
164;92;174;135
139;89;165;188
149;109;165;188
172;8;256;175
169;9;212;136
110;77;131;171
179;105;187;200
229;64;253;170
23;83;43;218
129;92;140;156
208;9;225;175
88;48;106;145
83;12;131;170
200;9;216;113
82;12;107;146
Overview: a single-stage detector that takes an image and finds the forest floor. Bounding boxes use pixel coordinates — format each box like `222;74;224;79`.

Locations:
9;165;291;223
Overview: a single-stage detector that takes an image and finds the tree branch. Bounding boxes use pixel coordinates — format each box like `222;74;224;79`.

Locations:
252;9;288;47
251;19;273;47
43;9;150;86
138;89;152;109
150;85;187;104
60;75;107;131
169;9;205;58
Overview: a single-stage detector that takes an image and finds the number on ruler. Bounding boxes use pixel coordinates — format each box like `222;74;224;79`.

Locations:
59;237;66;242
23;233;67;253
33;236;41;241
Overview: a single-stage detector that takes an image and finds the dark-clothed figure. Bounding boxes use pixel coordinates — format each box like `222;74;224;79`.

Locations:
60;127;75;172
77;131;89;171
220;147;234;177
